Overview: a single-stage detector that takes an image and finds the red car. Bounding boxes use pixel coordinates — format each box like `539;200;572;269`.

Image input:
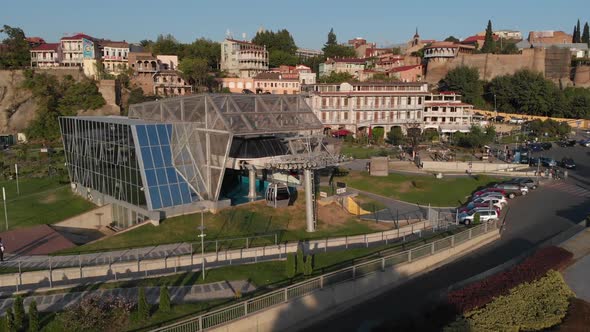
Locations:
473;188;507;198
459;204;501;215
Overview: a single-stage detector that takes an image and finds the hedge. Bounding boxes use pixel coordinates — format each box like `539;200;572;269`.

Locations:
448;246;573;313
445;270;573;331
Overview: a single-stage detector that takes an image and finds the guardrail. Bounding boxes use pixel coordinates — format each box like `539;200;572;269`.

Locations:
150;220;498;332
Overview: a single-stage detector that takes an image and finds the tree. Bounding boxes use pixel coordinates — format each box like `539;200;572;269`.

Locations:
481;20;496;53
438;66;484;107
444;36;460;43
13;295;24;331
183;38;221;69
159;287;171;313
304;255;313;276
151;34;182;56
499;41;519;54
319;71;356;84
178;57;210;89
322;28;356;59
286;253;296;278
576;19;582;43
391;47;402;55
28;300;39;332
252;29;297;55
387;127;404;145
582;22;590;45
59;295;133;332
296;248;304;274
0;25;30;69
137;287;150;320
324;28;338;49
58;79;106;114
269;50;298;67
573;24;579;44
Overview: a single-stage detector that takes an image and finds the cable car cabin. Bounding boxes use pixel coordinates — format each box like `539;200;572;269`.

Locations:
266;183;291;208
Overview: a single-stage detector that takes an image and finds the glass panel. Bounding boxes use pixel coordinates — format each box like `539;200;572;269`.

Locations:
169;184;183;205
149;187;162;209
147;125;160;146
179;182;192;204
151;146;164;168
159;185;173;207
145;169;158;187
166;167;178;183
157;125;170;145
140;147;154;169
161;145;172;167
136;125;149;147
156;168;168;185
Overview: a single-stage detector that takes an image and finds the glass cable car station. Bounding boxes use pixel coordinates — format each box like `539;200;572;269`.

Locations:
59;94;340;231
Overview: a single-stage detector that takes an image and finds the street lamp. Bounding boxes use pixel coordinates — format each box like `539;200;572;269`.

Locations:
2;187;8;231
197;208;207;280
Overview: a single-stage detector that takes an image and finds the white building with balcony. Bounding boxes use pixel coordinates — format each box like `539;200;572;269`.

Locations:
99;41;129;74
304;82;474;137
318;58;366;79
423;42;475;64
30;43;61;68
221;39;269;78
60;33;98;67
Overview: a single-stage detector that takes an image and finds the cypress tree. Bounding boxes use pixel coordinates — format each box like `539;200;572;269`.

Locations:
573;24;579;43
159;286;171;313
296;248;304;274
137;287;150;320
576;19;582;43
13;296;24;331
582;22;590;45
286;253;296;278
28;300;39;332
481;20;496;53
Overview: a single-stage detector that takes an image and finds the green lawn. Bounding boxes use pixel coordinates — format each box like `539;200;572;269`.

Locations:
341;171;501;206
58;200;389;254
341;144;392;159
0;177;96;230
355;194;388;212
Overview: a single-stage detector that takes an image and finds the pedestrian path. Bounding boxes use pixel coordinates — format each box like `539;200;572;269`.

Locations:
562;228;590;302
543;181;590;198
0;280;255;315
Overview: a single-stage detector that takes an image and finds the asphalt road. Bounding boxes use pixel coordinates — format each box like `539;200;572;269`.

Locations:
302;142;590;332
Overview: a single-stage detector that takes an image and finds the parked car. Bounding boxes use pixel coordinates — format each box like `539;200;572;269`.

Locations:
529;144;543;152
459;203;501;214
541;142;552;150
458;209;499;225
507;178;538;190
560;157;576;169
529;157;541;167
493;183;528;198
466;196;507;210
579;139;590;147
473;187;507;198
562;139;577;147
539;157;557;167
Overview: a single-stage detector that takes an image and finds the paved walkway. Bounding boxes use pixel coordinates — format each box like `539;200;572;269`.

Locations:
0;280;255;315
562;228;590;302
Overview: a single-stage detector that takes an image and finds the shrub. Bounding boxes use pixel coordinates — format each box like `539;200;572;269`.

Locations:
446;270;573;331
296;248;304;274
473;213;480;225
5;308;14;332
304;255;314;276
58;295;133;332
28;300;39;332
137;287;150;320
286;253;296;278
448;246;573;313
13;295;24;331
159;287;170;313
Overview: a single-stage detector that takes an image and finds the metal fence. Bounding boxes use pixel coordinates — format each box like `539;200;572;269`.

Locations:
150;220;498;332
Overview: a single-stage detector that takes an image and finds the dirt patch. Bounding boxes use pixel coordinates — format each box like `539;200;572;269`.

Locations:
318;203;350;227
40;193;58;204
397;181;414;193
556;298;590;331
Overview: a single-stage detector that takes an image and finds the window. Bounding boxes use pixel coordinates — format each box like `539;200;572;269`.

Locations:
343;112;348;120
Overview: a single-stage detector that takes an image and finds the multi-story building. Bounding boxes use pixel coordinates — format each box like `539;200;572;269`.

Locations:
30;43;61;68
527;31;572;44
296;48;323;60
303;82;473;137
388;65;423;82
60;33;98;67
128;52;191;97
423;42;475;64
220;39;269;78
253;72;300;94
319;58;366;79
153;70;192;96
99;41;129;74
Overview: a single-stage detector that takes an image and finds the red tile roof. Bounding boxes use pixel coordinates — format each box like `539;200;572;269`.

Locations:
61;33;94;41
327;57;365;64
425;102;473;107
31;43;60;51
26;37;46;44
388;65;421;73
98;40;128;48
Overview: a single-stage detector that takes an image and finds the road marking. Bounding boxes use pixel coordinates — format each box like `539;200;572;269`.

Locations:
544;181;590;197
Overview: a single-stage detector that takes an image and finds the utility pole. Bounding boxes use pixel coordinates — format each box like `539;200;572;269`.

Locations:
198;208;207;280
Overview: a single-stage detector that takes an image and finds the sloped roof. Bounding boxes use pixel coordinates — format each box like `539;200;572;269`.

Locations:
31;43;60;51
61;33;94;41
388;65;421;73
128;94;323;135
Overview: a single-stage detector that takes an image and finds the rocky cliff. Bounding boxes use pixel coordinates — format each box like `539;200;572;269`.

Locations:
0;69;120;134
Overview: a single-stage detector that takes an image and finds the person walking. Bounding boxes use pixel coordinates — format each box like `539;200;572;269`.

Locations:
0;238;5;262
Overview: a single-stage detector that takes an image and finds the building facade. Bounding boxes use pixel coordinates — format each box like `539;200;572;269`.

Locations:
153;70;193;96
220;39;269;78
253;72;300;94
423;42;476;64
303;82;473;137
128;53;190;97
30;43;61;68
60;33;98;67
319;58;366;78
527;31;573;44
296;48;323;60
99;41;129;74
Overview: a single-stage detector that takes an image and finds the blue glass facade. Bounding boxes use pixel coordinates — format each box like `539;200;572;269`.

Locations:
134;124;198;210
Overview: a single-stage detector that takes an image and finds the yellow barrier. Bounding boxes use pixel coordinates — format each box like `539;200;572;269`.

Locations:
345;196;371;216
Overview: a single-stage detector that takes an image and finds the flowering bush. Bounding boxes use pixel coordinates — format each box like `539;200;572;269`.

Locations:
58;295;134;332
448;246;572;313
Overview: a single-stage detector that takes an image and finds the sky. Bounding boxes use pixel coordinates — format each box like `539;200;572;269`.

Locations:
1;0;589;49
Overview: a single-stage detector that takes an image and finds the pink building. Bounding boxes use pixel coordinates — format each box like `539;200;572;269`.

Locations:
30;43;61;68
388;65;423;82
254;72;300;94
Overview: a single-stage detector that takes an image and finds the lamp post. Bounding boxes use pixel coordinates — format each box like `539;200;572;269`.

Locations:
2;187;7;231
15;164;19;196
197;208;207;280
